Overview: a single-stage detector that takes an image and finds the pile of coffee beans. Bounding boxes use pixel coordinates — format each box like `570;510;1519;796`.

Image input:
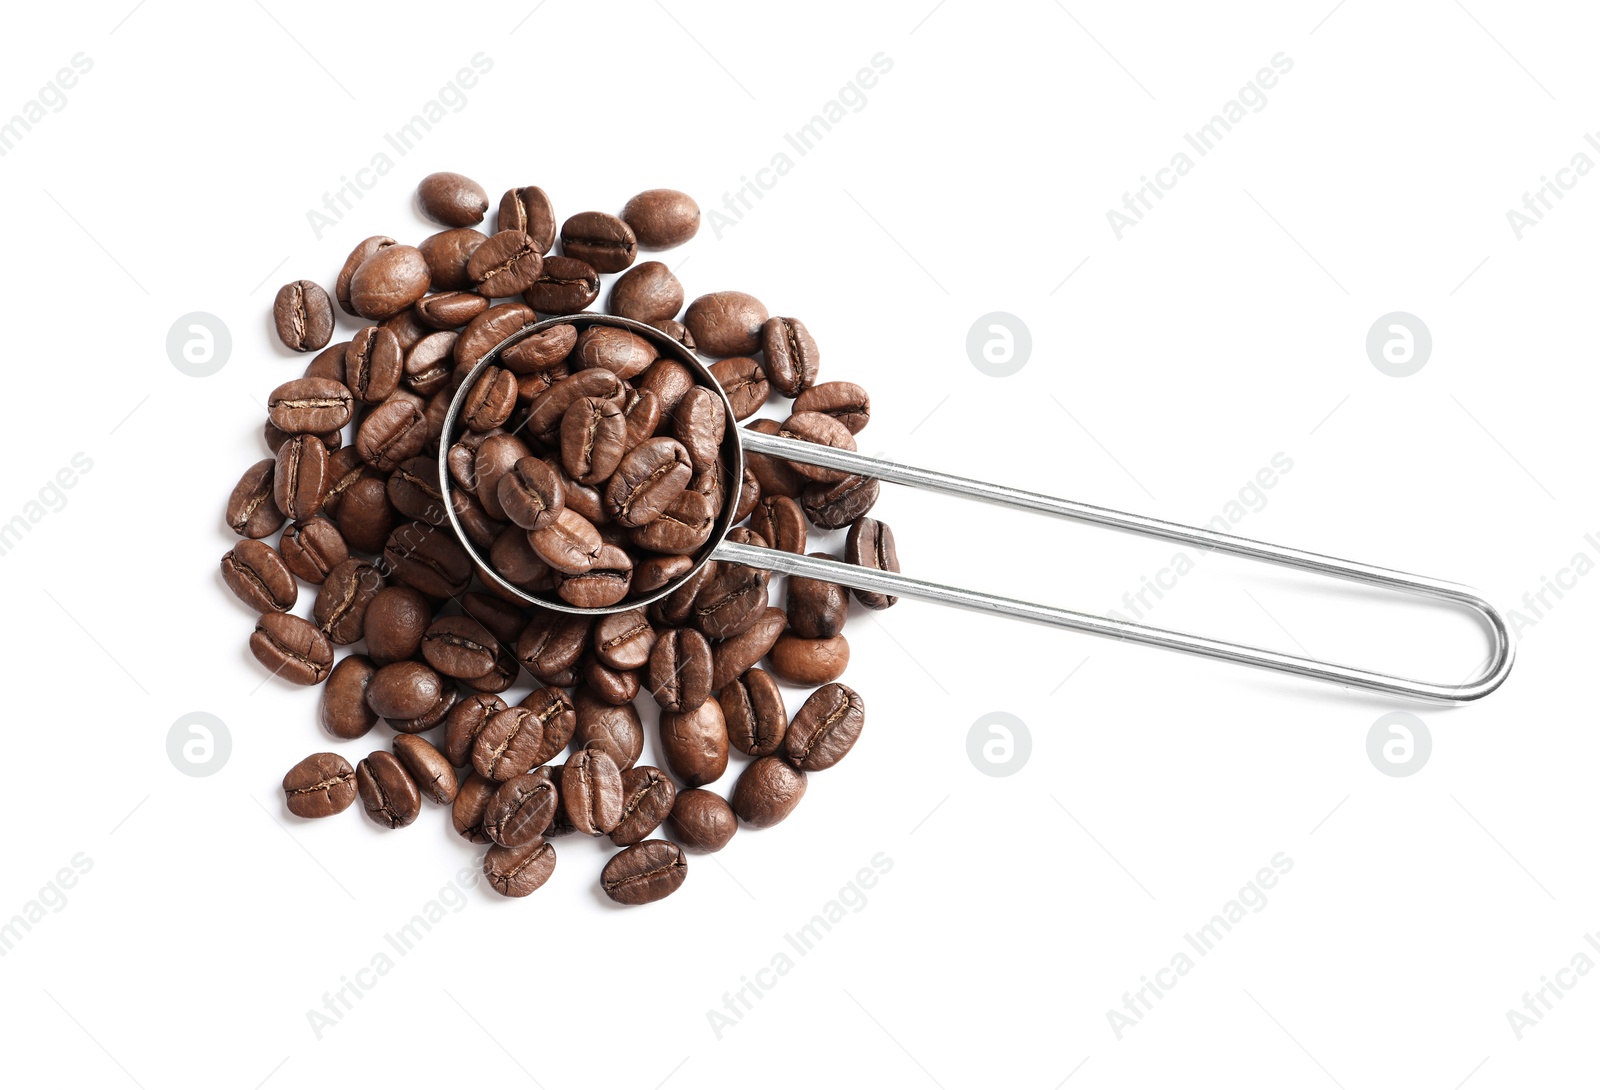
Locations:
224;173;899;903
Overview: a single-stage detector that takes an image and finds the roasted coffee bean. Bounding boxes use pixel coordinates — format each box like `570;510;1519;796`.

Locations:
634;553;694;595
402;331;459;395
416;291;487;330
473;433;534;521
283;752;357;818
620;388;662;452
845;517;900;609
420;615;500;680
460;592;524;647
709;357;768;420
221;539;297;613
651;318;696;352
264;418;337;455
636;358;696;417
250;612;333;685
344;325;403;403
659;698;728;788
801;474;879;529
337;236;396;316
388;687;459;735
497;185;557;252
785;683;865;771
779;411;856;484
558;396;627;486
516;612;591;682
462;365;518;432
350;244;432;320
750;495;806;555
384;306;431;353
356;394;430;472
318;447;373;521
337;475;398;554
606;437;693;527
452;772;497;843
273;434;328;521
621;189;701;249
732;757;806;828
274;280;334;352
528;507;603;575
769;633;849;686
787;555;849;638
366;660;446;722
734;465;761;523
572;326;656;380
314;558;385;645
484;770;559;846
485;840;557;897
501;322;576;374
417;228;488;291
653;560;718;627
602;840;687;904
303;341;351;382
694;563;769;639
455;302;537;372
563;748;625;835
721;667;788;757
468;229;543;297
526;368;628;445
490;524;555;590
418;171;488;227
381;522;473;598
495;457;564;532
647;628;713;713
668;789;737;853
268;377;354;435
394;735;458;804
608;260;684;323
743;419;804;498
446;694;506;767
671;386;726;473
629;488;715;555
795;380;870;434
554;545;634;608
762;316;820;397
280;517;347;586
385;457;449;526
593;607;656;670
463;640;519;695
561;211;637;273
540;763;576;836
684;291;767;358
572;688;644;769
321;654;379;739
357;750;422;828
525;255;601;314
611;765;676;846
474;688;575;781
710;606;787;690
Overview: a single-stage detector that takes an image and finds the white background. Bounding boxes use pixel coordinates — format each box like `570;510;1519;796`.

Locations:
0;1;1594;1086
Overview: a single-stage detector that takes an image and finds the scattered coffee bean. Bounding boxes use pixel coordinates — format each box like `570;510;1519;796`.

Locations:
483;770;558;847
846;517;899;609
609;261;684;323
561;211;637;273
721;667;788;757
418;171;489;227
485;839;557;897
731;757;806;828
601;839;687;904
769;632;850;686
274;280;334;352
357;750;422;828
349;245;432;320
283;753;357;818
222;539;297;613
251;612;333;685
320;655;379;739
684;291;767;358
667;789;737;853
658;697;728;788
611;765;676;846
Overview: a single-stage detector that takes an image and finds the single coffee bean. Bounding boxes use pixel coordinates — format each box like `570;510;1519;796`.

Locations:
605;437;693;528
273;434;328;521
684;291;767;358
463;641;519;695
280;516;348;585
393;735;459;805
336;475;396;554
268;377;354;435
653;559;718;627
554;545;634;609
572;326;656;380
710;606;787;690
472;433;534;520
608;260;684;323
778;411;856;484
621;189;701;249
516;612;591;682
484;839;557;897
528;507;604;575
634;553;693;595
468;229;544;297
646;628;713;713
619;388;662;452
500;322;576;374
801;474;880;529
611;765;677;846
321;654;379;739
344;325;403;403
381;522;473;598
560;396;628;485
384;307;431;353
420;615;500;680
731;757;807;828
708;357;768;420
356;394;430;471
250;612;334;685
474;688;576;781
580;652;641;706
497;457;565;531
629;488;715;555
455;302;537;372
572;687;644;770
318;447;373;521
463;365;518;432
734;464;761;523
593;607;656;670
563;748;625;835
787;555;849;638
762;316;820;397
385;457;450;526
794;380;870;434
750;495;807;555
497;185;557;252
401;331;459;395
483;770;559;846
445;693;507;767
357;750;422;828
388;688;459;736
303;341;350;382
416;291;487;330
693;563;770;639
668;789;737;853
452;772;498;843
743;419;804;498
540;763;576;836
337;236;396;316
651;318;696;352
274;280;334;352
221;539;297;613
845;517;900;609
366;660;446;722
721;667;788;757
313;557;385;645
418;171;489;227
349;245;432;320
490;524;555;590
671;386;727;473
524;255;602;314
658;698;729;788
525;368;628;445
602;840;687;904
785;683;865;771
636;358;696;417
417;228;488;291
561;211;637;273
769;633;850;686
283;752;357;818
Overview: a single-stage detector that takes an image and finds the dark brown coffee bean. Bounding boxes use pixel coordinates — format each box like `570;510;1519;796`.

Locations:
634;553;694;595
274;280;334;352
221;539;296;613
671;386;727;473
708;357;768;420
283;752;357;818
732;757;806;828
497;185;557;252
446;694;506;767
733;464;761;523
383;307;431;353
392;688;459;736
572;688;644;770
611;765;676;846
668;789;736;853
250;612;334;685
628;488;715;555
393;735;458;804
356;750;421;828
779;411;856;484
489;524;555;590
383;458;447;527
606;437;693;528
525;256;602;314
416;291;487;330
794;380;869;433
621;189;700;249
636;358;696;417
659;698;728;788
560;396;628;485
602;840;687;904
417;228;488;291
455;302;537;372
468;229;543;297
572;326;656;380
462;640;519;695
563;748;625;835
419;615;499;680
750;495;806;555
484;771;558;846
619;388;662;453
418;171;488;227
314;558;384;645
366;660;446;721
336;475;398;554
528;507;603;575
350;245;432;320
743;419;803;498
684;291;767;358
273;434;328;521
647;628;713;713
343;326;402;403
459;593;524;647
693;563;769;639
593;608;656;670
763;316;820;397
651;318;696;352
802;474;880;529
501;322;576;374
653;559;718;627
462;365;518;432
785;683;865;771
472;433;534;521
356;395;430;472
268;377;354;434
579;650;641;704
401;331;459;396
710;606;787;690
526;368;628;445
721;667;788;758
846;517;900;609
321;654;379;739
337;236;396;316
769;633;849;686
561;211;637;273
381;521;473;598
554;545;634;609
608;260;684;323
496;457;564;531
516;613;591;682
787;555;849;638
318;447;373;521
474;688;575;781
485;839;557;897
303;341;350;382
279;517;346;587
452;772;497;842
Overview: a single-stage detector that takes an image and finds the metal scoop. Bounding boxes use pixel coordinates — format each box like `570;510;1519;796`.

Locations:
439;314;1513;705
